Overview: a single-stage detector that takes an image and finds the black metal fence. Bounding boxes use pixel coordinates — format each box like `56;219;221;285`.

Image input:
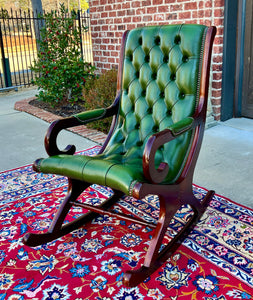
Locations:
0;8;93;90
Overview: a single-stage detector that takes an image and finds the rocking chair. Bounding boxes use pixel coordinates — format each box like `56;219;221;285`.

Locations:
23;24;216;286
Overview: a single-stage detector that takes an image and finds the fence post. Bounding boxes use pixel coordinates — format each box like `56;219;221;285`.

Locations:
0;23;12;87
77;10;84;61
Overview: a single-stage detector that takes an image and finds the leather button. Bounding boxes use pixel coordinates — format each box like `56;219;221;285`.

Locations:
152;73;157;80
141;90;146;97
137;141;143;146
145;55;150;63
179;92;185;99
163;55;169;63
135;123;140;129
174;35;181;45
138;37;143;45
154;36;160;45
135;71;139;78
160;91;165;98
182;55;189;63
153;125;159;132
147;107;153;114
167;110;172;116
170;74;176;81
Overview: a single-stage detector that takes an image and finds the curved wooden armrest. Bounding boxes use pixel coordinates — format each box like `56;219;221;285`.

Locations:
143;117;195;184
45;102;119;156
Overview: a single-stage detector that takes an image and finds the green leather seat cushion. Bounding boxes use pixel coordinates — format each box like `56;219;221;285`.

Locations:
36;154;145;195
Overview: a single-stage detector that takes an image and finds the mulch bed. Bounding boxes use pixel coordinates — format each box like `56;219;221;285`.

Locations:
29;98;85;118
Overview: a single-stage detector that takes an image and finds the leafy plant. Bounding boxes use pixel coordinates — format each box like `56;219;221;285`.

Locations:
83;69;118;133
31;4;96;107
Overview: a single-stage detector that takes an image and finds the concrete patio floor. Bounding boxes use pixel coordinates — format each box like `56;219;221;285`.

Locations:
1;88;253;209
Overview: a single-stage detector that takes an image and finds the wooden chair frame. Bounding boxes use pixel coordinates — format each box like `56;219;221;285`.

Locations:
23;25;216;287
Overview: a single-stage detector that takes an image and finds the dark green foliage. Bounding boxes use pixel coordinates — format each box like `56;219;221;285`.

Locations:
83;69;118;133
31;4;96;107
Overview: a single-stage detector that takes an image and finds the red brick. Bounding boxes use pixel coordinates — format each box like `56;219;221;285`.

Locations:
214;0;224;7
153;0;163;4
143;15;152;22
214;8;224;18
143;0;152;6
136;8;146;15
214;36;224;45
211;98;221;105
131;1;141;8
212;81;222;89
212;63;223;72
178;11;191;19
198;1;204;9
212;89;222;98
122;2;131;9
113;3;121;10
154;14;165;21
170;4;182;11
109;11;116;17
204;10;212;18
147;6;157;14
127;9;135;15
166;13;177;20
133;16;142;22
117;10;126;16
213;55;223;64
158;6;169;13
184;2;197;10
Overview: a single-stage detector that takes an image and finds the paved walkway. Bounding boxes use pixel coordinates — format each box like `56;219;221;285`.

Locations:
1;88;253;209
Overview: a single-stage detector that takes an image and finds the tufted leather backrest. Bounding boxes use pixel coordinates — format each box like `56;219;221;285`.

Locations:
104;24;208;184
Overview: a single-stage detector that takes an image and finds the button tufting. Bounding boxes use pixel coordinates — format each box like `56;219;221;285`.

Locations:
174;35;181;45
129;54;133;61
137;141;143;146
167;110;172;116
135;123;140;129
138;36;143;45
135;71;139;78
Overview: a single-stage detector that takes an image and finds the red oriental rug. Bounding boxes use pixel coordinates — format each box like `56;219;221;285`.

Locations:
0;145;253;300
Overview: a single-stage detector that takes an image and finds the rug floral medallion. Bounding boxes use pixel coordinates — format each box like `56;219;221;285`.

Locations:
0;146;252;300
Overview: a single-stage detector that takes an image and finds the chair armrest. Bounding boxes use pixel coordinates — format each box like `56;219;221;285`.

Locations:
143;117;195;184
45;105;117;156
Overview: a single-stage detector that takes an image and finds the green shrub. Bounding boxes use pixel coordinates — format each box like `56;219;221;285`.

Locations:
83;69;118;133
31;4;96;107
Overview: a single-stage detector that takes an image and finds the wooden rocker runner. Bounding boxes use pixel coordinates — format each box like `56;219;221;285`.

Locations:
23;24;216;287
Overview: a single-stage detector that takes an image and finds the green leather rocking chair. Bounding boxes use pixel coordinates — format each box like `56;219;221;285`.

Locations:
23;24;216;286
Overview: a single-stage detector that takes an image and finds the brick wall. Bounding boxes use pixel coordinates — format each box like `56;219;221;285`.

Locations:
89;0;224;120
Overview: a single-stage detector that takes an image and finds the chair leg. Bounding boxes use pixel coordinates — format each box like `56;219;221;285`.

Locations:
123;189;214;287
23;179;87;247
23;179;122;247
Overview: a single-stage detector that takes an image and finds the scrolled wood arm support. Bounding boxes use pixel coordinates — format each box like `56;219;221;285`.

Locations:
45;99;119;156
143;117;196;184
